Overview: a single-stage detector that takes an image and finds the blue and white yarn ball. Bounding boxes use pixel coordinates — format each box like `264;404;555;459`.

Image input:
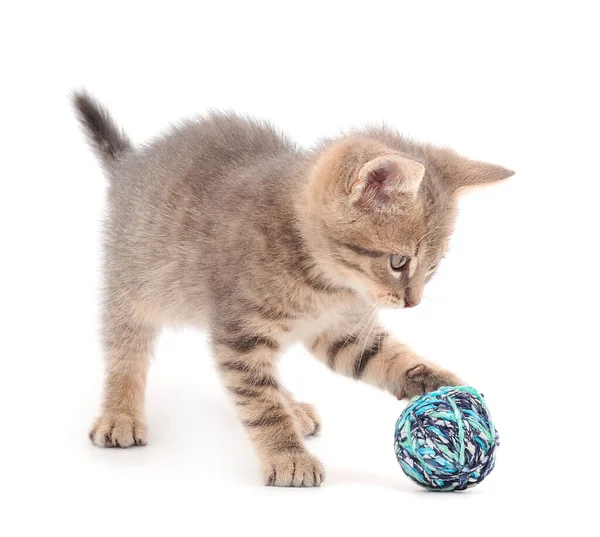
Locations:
394;385;499;491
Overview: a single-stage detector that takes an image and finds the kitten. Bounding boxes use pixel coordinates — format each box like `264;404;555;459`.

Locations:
74;91;513;487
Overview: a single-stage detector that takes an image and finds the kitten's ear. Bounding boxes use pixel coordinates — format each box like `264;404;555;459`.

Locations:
434;149;514;192
349;155;425;207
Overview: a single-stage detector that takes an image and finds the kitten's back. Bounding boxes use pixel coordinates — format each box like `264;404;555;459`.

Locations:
74;93;305;322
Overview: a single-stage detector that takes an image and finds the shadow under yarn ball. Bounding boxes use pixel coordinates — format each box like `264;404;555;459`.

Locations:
394;385;499;491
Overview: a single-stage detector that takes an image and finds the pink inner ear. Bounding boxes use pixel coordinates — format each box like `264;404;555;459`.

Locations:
353;155;423;208
363;165;393;205
368;166;389;184
367;160;396;185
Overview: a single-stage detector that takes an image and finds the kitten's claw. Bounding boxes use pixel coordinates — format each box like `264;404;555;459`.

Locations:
395;364;463;400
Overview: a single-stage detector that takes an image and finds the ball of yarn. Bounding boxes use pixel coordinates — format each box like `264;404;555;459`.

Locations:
394;385;499;491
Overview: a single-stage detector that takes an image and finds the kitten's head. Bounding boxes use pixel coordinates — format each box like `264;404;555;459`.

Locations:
305;132;513;308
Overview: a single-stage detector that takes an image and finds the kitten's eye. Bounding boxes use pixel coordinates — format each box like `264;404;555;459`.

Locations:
428;263;439;274
390;254;409;271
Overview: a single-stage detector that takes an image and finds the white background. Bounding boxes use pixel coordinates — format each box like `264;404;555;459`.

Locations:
2;1;598;535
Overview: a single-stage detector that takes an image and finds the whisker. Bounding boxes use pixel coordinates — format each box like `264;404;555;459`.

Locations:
416;225;445;246
354;306;379;373
331;303;376;364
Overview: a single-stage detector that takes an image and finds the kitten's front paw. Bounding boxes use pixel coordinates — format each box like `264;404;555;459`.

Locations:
291;402;321;437
89;411;147;448
263;451;324;487
396;364;463;400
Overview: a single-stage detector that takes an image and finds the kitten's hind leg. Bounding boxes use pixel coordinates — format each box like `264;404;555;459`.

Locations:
214;336;324;487
282;389;321;437
89;312;154;448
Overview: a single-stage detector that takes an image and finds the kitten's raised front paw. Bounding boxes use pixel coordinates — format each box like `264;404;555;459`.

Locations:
292;402;321;437
396;364;463;400
263;451;324;487
89;411;147;448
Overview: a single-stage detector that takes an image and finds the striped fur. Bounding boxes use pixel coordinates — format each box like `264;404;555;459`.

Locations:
309;324;462;400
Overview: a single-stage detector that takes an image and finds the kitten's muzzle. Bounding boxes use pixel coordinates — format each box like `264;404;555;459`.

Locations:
403;286;422;308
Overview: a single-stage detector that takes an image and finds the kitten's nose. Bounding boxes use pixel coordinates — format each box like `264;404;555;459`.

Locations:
404;287;422;308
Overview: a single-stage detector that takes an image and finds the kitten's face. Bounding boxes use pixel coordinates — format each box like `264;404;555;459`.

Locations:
329;210;451;308
309;135;513;308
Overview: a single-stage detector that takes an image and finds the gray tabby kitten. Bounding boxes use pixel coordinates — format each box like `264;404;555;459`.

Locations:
74;91;513;487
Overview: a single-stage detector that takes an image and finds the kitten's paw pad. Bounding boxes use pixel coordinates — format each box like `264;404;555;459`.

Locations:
292;402;321;437
89;412;147;448
397;364;463;400
263;451;324;487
